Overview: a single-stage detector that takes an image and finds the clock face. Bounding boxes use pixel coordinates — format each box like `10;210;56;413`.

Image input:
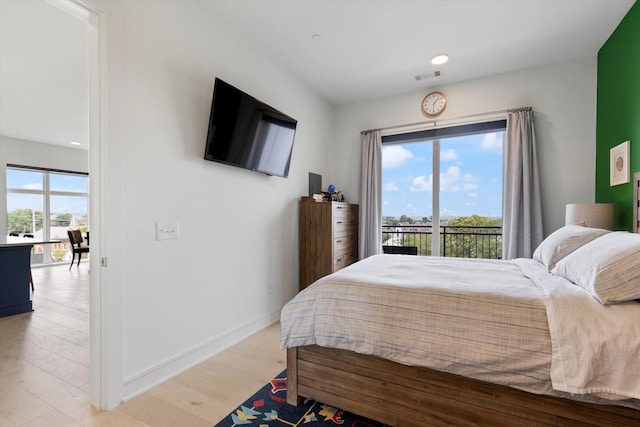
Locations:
422;91;446;116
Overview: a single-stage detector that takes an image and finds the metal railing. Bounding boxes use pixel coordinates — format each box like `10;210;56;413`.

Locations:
382;225;502;259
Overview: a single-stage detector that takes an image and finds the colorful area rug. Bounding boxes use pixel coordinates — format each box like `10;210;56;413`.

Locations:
214;370;387;426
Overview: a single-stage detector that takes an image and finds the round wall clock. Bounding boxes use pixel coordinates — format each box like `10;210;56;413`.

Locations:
421;91;446;116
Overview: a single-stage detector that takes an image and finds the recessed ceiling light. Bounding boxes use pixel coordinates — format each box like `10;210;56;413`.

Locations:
311;33;322;40
70;141;81;146
431;54;449;65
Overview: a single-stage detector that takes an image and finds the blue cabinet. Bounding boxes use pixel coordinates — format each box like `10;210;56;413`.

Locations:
0;245;33;317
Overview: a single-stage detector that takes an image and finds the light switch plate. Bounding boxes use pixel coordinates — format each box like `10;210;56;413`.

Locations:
155;221;180;240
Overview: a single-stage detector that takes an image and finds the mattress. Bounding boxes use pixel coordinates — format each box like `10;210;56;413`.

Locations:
281;254;640;407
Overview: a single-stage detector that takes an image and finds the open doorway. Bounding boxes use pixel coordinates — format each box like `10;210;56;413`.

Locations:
0;0;107;413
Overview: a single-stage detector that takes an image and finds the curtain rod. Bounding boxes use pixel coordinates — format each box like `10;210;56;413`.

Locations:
360;106;532;135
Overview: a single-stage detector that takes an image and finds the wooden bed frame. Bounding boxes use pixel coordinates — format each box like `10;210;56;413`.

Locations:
287;345;640;427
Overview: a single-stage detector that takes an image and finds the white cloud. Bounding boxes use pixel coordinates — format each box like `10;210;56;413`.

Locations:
482;132;502;149
383;181;400;191
467;192;478;198
382;145;413;168
439;167;480;192
440;166;461;191
441;148;458;161
410;175;432;192
23;183;42;190
409;167;480;194
462;173;478;190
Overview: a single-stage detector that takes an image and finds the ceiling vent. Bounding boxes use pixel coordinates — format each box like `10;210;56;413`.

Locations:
414;70;441;81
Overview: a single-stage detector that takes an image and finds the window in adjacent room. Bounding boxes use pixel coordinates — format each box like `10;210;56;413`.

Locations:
6;165;89;265
381;120;505;258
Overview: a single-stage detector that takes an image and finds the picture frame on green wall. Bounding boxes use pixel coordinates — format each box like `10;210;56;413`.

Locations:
610;140;630;186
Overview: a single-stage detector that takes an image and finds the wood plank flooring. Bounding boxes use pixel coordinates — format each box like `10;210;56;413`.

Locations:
0;263;285;426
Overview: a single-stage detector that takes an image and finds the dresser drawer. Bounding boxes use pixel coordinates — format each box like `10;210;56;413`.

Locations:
333;252;357;272
333;218;357;237
333;235;357;272
333;235;356;254
331;202;351;218
332;203;358;218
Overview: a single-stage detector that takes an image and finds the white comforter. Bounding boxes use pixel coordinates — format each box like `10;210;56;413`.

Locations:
518;259;640;399
282;254;640;402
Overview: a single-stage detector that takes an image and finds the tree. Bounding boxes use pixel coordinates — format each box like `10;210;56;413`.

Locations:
443;215;502;259
7;209;43;234
51;213;72;227
448;214;501;228
383;217;399;226
396;214;416;224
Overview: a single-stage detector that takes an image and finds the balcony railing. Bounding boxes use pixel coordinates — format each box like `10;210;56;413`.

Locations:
382;225;502;259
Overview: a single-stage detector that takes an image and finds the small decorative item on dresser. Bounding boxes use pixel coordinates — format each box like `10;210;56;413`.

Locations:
331;191;345;202
323;184;337;201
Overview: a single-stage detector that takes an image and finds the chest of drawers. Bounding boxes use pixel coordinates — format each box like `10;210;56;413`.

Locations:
299;198;359;290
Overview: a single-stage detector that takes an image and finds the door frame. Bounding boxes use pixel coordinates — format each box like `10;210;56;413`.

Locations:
52;0;122;410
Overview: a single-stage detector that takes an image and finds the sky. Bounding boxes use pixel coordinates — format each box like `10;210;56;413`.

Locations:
6;168;88;215
382;131;504;219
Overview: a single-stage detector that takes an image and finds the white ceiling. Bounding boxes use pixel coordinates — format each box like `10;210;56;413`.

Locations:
0;0;635;149
0;0;88;149
205;0;635;104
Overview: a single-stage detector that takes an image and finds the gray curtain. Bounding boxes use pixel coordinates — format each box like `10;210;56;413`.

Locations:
359;131;382;259
502;108;543;259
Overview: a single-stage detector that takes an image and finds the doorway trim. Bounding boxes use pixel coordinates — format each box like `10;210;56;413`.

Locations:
48;0;121;410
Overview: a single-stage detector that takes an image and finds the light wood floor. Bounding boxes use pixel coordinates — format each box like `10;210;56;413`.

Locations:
0;263;285;426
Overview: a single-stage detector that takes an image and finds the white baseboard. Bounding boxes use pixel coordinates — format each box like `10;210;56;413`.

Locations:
122;310;281;402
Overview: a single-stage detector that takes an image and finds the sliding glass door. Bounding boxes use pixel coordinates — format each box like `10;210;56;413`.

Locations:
381;121;505;258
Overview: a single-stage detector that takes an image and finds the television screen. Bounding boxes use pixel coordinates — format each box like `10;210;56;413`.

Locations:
204;78;297;178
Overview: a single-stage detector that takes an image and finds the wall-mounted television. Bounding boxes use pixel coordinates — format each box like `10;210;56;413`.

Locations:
204;78;297;178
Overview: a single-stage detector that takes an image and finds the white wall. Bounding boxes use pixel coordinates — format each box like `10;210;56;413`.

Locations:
0;136;88;234
3;0;598;407
98;1;333;400
331;56;598;236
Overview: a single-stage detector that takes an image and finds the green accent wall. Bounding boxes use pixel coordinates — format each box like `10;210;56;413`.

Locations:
596;2;640;231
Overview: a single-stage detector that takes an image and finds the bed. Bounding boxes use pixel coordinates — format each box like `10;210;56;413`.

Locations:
281;225;640;426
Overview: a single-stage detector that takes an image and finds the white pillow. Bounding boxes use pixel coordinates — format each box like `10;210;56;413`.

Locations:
552;231;640;304
532;224;610;270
